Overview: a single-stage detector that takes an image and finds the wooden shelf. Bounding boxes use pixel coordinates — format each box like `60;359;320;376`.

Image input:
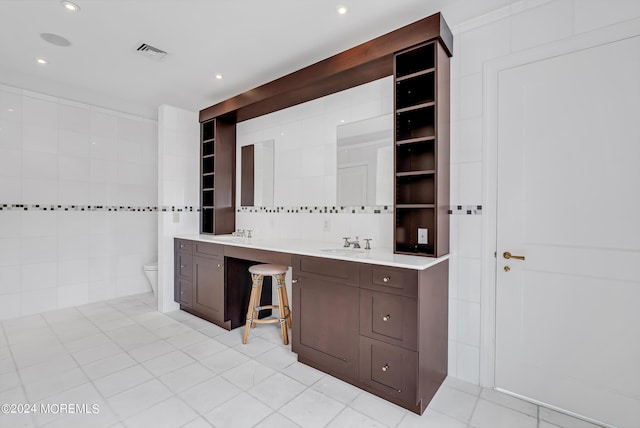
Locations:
396;136;436;146
396;170;435;177
396;204;435;209
396;102;436;114
395;68;435;82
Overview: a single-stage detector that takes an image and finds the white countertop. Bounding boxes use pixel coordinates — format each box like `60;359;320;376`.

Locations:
175;234;448;270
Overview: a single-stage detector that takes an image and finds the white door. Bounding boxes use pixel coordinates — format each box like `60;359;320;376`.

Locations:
495;36;640;427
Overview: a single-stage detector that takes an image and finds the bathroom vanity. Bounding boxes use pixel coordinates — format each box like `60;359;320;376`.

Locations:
173;235;448;414
185;10;453;416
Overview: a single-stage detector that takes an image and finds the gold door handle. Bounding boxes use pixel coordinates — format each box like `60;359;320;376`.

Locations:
503;251;525;261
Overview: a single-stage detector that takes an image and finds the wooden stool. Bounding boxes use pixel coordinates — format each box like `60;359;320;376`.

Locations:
242;264;292;345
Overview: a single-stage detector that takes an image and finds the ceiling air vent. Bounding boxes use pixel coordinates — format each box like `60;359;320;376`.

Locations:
136;43;167;60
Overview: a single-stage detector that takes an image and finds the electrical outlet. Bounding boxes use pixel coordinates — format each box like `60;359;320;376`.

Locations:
172;212;180;223
323;218;331;232
418;228;428;244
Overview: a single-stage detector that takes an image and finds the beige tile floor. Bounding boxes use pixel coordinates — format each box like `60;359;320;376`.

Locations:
0;292;605;428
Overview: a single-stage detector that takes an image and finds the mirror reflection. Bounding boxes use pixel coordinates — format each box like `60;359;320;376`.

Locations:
241;139;274;207
336;114;393;206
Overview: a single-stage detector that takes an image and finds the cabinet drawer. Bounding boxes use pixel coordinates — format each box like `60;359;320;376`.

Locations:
360;290;417;351
359;336;417;404
194;242;224;259
292;256;359;286
175;277;193;307
175;239;193;253
360;265;418;297
175;252;193;281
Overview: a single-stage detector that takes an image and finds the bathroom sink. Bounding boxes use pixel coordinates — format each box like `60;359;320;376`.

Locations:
320;248;366;256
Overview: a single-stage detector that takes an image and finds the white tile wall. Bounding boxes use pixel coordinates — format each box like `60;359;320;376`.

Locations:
446;0;640;385
0;84;158;320
157;105;200;314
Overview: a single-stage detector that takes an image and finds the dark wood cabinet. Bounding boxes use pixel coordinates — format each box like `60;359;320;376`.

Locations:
292;255;448;414
394;41;450;258
292;266;360;380
200;119;236;235
174;239;230;329
193;255;224;324
174;239;194;307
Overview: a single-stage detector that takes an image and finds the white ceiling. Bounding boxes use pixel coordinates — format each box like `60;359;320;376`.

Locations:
0;0;517;119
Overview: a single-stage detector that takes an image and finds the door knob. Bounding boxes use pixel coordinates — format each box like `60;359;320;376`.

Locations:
503;251;525;261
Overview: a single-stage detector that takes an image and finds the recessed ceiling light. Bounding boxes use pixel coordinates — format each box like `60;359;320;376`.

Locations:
35;58;48;65
8;108;14;112
60;1;80;12
215;74;223;80
337;5;348;15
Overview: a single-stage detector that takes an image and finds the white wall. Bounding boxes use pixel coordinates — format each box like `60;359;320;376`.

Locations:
0;84;158;320
446;0;640;385
157;105;200;313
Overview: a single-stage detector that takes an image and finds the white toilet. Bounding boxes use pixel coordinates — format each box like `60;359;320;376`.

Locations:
143;262;158;295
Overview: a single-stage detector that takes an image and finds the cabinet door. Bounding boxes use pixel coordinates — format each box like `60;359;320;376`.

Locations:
292;275;359;380
193;256;225;323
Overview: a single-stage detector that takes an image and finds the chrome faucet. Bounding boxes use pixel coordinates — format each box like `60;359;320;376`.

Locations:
342;236;361;249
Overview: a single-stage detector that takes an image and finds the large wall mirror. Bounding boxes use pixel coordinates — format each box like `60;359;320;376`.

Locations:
237;76;393;208
336;114;393;206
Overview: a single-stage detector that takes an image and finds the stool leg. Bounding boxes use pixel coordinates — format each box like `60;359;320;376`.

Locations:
252;274;264;328
274;273;289;345
280;274;292;328
243;274;262;344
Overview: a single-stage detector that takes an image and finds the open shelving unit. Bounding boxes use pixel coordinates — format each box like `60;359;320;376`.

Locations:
200;118;235;235
394;41;450;257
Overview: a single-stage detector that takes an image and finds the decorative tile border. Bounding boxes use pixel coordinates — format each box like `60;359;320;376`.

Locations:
238;205;483;215
1;204;482;214
448;205;482;215
0;204;198;212
237;206;393;214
